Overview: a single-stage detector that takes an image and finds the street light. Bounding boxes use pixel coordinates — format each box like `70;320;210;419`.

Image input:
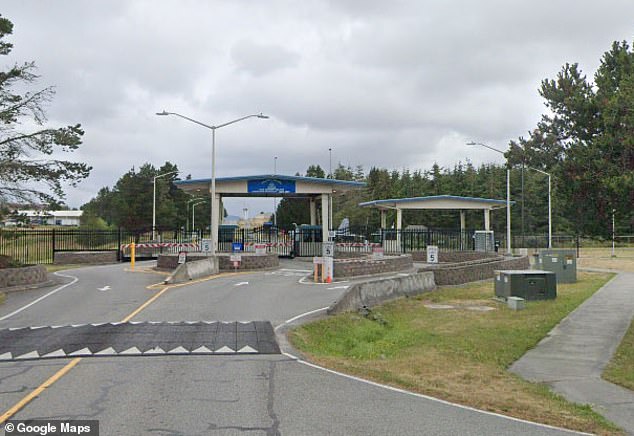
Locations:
468;141;553;251
153;170;178;240
273;156;278;227
191;199;208;236
157;111;269;255
186;197;204;234
466;142;512;255
526;167;552;249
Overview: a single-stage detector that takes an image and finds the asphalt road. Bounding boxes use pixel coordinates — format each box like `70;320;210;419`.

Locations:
0;261;580;435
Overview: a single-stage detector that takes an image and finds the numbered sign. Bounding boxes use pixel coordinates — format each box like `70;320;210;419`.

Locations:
426;245;439;264
323;242;335;258
177;251;187;264
201;239;212;253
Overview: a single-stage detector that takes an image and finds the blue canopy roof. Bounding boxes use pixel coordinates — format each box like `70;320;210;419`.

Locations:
175;174;365;188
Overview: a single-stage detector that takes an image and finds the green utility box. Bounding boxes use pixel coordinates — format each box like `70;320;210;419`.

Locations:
534;249;577;283
495;270;557;300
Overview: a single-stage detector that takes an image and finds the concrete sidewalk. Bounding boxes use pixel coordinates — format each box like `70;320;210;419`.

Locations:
510;272;634;434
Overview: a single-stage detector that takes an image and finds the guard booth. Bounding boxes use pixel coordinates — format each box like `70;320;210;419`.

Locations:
292;224;323;257
174;174;365;256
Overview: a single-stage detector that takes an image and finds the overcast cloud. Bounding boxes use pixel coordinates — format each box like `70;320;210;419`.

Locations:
3;1;633;216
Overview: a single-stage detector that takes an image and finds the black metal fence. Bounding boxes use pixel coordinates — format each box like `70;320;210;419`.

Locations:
2;226;629;265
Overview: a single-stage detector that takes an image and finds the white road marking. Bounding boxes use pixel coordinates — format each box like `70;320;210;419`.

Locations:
234;281;249;287
16;351;39;359
327;285;349;290
237;345;258;353
0;271;79;321
276;309;591;436
215;345;235;353
42;349;66;358
69;347;92;356
97;285;111;291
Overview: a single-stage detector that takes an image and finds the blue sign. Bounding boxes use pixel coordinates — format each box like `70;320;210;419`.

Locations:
232;242;243;252
247;179;296;194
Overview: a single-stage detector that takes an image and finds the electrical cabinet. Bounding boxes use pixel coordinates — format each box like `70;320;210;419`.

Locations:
495;270;557;300
534;249;577;283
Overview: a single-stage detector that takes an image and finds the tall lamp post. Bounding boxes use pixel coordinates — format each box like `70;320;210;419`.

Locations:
153;170;178;240
273;156;278;227
191;199;208;236
157;111;268;254
186;197;204;234
526;167;552;249
467;142;512;255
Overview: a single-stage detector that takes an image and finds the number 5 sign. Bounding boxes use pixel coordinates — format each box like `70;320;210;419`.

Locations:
426;245;439;264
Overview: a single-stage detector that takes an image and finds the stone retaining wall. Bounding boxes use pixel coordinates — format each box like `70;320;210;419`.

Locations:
410;250;498;263
54;251;118;265
419;255;530;285
0;265;48;289
334;255;413;278
328;271;436;314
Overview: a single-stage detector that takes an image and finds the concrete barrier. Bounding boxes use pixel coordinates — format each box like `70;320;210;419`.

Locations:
164;257;219;284
328;271;436;314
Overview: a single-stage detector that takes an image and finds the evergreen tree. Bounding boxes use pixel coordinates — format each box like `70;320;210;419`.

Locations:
0;15;90;203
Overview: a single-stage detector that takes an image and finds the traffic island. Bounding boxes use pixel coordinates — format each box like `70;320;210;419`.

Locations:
158;252;279;274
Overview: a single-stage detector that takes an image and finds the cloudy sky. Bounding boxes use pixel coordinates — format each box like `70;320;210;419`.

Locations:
3;1;634;216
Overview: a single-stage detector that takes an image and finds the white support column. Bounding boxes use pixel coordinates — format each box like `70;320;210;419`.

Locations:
396;208;403;250
321;193;329;243
310;198;317;226
211;193;221;252
380;210;387;229
484;209;491;231
460;210;466;232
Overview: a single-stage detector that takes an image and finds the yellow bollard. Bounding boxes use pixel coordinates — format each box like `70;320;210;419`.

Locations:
130;242;135;270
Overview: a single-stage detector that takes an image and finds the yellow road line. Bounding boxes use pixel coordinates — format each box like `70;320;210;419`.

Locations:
0;357;82;424
120;286;171;323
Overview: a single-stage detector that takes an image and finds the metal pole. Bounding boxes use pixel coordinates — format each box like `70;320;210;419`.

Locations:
273;156;277;226
548;174;553;249
507;168;512;255
329;147;333;233
152;178;157;240
612;209;616;257
211;129;216;254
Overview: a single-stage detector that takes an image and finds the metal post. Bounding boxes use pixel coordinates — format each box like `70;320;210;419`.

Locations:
273;156;277;227
612;209;616;257
548;174;553;249
507;168;512;255
211;129;216;255
152;177;156;240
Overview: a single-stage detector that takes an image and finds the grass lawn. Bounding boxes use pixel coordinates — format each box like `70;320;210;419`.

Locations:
0;292;4;305
290;271;623;435
603;318;634;391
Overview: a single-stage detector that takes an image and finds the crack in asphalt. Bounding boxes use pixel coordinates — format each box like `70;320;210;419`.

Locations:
266;360;281;436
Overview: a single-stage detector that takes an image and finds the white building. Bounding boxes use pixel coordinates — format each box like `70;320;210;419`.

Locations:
4;210;83;227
